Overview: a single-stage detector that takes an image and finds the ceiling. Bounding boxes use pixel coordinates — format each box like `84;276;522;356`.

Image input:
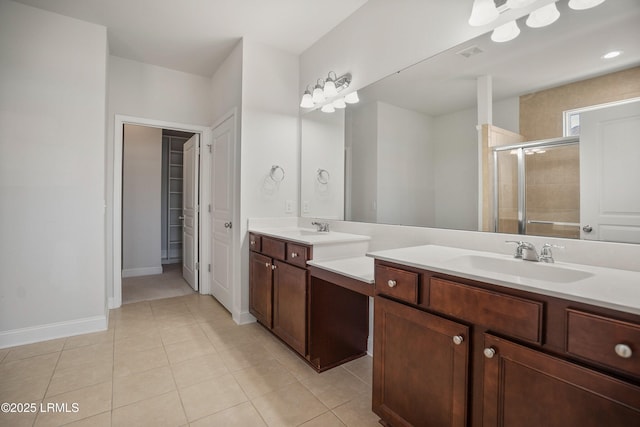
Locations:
12;0;369;77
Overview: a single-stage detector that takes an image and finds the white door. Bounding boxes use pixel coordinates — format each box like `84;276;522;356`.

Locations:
209;116;235;311
182;134;199;290
580;99;640;243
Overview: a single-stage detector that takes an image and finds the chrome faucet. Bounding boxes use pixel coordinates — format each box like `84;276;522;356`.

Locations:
539;243;564;263
311;221;330;232
506;241;539;262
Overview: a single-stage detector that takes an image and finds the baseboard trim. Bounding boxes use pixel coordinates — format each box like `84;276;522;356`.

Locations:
122;266;163;278
233;310;256;325
0;315;108;349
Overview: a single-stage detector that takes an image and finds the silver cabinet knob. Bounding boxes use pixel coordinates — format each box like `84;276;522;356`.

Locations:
224;222;232;229
387;279;397;288
265;262;270;268
250;240;255;246
452;335;464;345
615;343;632;359
582;225;593;233
291;252;298;258
271;264;277;270
483;347;496;359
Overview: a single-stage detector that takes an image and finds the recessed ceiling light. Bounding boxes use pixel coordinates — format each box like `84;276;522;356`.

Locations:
602;50;623;59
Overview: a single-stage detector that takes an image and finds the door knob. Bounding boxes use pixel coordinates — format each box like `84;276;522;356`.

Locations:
224;222;232;229
582;225;593;233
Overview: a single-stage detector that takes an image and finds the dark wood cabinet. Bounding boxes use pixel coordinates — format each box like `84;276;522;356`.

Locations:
483;334;640;427
273;260;308;355
373;296;469;427
249;251;273;328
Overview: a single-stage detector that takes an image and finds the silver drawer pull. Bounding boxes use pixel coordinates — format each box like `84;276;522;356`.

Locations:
250;241;255;246
387;279;397;288
265;262;270;268
271;264;277;270
291;252;298;258
615;343;632;359
452;335;464;345
483;347;496;359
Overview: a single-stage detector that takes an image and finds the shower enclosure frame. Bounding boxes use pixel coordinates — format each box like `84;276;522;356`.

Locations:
492;136;580;235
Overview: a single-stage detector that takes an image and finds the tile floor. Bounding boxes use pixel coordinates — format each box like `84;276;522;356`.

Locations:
122;264;195;304
0;294;379;427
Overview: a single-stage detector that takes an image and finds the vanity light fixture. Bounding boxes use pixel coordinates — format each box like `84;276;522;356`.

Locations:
491;20;520;42
526;2;560;28
506;0;537;8
300;72;357;112
568;0;606;10
312;79;326;103
469;0;499;26
344;91;359;104
323;72;339;98
300;85;314;108
332;98;346;109
321;103;336;113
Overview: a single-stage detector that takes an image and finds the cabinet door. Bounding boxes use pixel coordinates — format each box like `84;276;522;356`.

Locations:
483;334;640;427
273;260;308;356
249;252;273;328
373;296;469;427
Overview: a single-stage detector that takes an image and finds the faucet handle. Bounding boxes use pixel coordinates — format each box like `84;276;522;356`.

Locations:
540;243;564;263
505;240;524;258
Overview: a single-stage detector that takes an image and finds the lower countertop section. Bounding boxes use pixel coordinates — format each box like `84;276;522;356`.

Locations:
307;256;374;297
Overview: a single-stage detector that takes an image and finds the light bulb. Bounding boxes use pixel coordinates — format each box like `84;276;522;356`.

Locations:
300;91;314;108
526;3;560;28
344;91;359;104
321;104;335;113
568;0;606;10
333;98;346;109
491;20;520;42
312;81;325;103
468;0;499;27
323;77;338;98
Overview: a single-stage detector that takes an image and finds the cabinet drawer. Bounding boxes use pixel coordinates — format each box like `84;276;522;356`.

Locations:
249;233;262;252
566;309;640;376
261;236;285;260
286;243;310;268
429;278;543;343
375;265;418;304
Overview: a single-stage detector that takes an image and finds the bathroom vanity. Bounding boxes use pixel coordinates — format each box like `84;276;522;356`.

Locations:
368;245;640;427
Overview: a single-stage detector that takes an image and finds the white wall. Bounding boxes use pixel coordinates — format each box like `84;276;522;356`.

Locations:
301;110;345;219
210;41;243;123
122;125;163;277
377;102;434;227
0;1;108;346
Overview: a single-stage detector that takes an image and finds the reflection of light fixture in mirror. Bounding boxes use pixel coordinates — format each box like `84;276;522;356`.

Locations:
506;0;536;8
321;103;335;113
526;3;560;28
602;50;622;59
333;98;346;109
300;85;314;108
568;0;606;10
323;72;338;98
468;0;499;26
312;79;325;103
344;91;359;104
491;20;520;42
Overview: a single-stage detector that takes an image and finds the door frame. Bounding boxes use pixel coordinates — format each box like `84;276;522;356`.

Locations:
112;114;211;308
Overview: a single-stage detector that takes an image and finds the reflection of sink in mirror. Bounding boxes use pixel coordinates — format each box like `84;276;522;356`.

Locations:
446;255;593;283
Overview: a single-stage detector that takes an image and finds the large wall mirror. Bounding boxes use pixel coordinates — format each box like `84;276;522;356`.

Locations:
301;0;640;244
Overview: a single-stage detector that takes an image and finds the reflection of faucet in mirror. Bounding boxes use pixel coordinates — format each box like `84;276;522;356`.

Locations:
311;221;330;232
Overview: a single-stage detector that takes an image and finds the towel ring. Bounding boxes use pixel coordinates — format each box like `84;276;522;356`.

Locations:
317;168;330;184
269;165;285;182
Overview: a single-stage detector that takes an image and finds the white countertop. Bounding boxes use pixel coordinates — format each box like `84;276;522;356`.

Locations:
367;244;640;316
307;256;375;284
249;227;370;246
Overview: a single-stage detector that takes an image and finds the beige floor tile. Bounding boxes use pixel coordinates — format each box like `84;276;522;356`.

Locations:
0;375;51;402
113;346;169;378
0;348;8;363
232;359;298;399
164;337;216;365
47;360;113;397
252;381;328;427
61;410;111;427
64;329;114;350
3;338;66;362
114;330;162;355
300;411;347;427
111;390;187;427
300;366;370;409
0;405;40;427
113;365;176;408
205;324;267;351
189;401;267;427
34;381;112;427
159;323;207;345
113;319;158;340
332;392;379;427
218;342;277;372
178;373;248;422
56;342;113;372
197;317;240;338
0;352;59;384
264;343;317;381
170;352;228;389
342;356;373;386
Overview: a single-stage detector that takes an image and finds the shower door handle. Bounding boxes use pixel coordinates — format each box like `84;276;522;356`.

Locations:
582;225;593;233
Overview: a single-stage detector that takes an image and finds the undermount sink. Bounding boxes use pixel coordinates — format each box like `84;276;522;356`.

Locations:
280;229;325;236
445;255;594;283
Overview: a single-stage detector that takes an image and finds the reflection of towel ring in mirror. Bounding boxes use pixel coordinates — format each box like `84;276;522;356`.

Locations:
316;168;330;184
269;165;285;182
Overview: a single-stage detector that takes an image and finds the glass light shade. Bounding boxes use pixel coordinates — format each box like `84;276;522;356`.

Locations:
321;103;335;113
491;20;520;42
602;50;622;59
323;79;338;98
300;92;314;108
526;3;560;28
468;0;499;26
312;85;325;103
344;91;359;104
332;98;346;109
506;0;536;8
568;0;605;10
